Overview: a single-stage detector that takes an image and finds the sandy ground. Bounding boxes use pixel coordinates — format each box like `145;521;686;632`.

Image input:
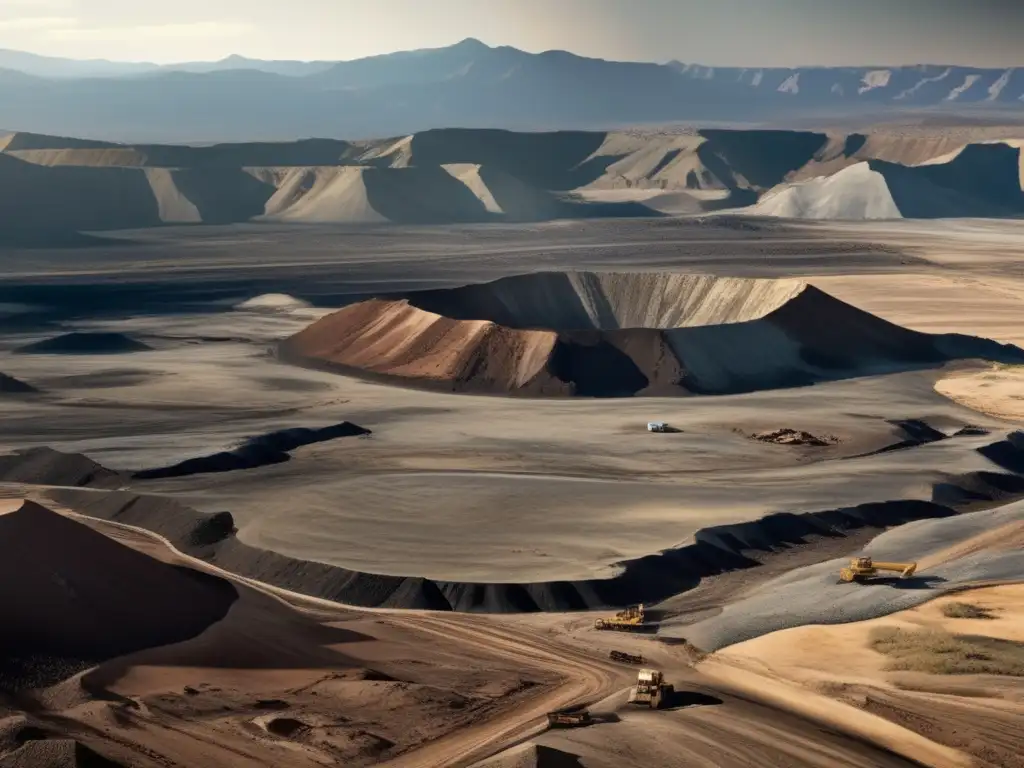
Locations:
0;495;943;768
707;585;1024;768
663;499;1024;649
2;215;1024;766
0;494;626;768
1;219;1022;585
0;330;1012;585
936;366;1024;424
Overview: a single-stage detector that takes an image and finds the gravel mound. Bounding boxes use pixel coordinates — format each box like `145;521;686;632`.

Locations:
0;501;237;691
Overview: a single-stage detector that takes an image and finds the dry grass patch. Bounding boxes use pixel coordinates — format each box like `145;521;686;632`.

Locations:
941;602;996;620
869;626;1024;676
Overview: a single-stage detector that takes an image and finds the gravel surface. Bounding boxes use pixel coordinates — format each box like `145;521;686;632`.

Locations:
670;498;1024;651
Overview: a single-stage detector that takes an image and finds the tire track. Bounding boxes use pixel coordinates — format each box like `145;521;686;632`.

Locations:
379;614;625;768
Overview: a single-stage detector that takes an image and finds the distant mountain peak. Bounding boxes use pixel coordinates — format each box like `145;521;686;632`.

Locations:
452;37;489;50
1;41;1023;143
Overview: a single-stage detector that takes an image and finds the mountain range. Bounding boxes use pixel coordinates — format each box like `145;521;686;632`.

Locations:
1;38;1022;143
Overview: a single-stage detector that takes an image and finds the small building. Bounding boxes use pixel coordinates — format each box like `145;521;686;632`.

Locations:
647;421;669;433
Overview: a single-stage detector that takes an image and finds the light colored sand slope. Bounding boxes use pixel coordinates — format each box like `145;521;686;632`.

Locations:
575;130;837;194
708;585;1024;768
574;132;710;190
444;163;504;213
936;366;1024;424
750;162;904;220
261;165;498;223
748;142;1024;220
442;164;570;221
143;168;201;223
262;166;386;223
670;498;1024;652
713;585;1024;688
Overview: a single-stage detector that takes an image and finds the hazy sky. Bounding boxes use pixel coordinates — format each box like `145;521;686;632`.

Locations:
0;0;1021;66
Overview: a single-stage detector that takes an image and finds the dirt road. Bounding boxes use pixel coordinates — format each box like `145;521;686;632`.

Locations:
380;614;626;767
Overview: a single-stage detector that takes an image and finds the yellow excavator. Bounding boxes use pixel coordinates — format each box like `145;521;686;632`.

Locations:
594;604;645;631
839;556;918;583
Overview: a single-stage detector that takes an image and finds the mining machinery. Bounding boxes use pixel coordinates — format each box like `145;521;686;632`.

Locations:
839;556;918;583
594;604;645;631
626;668;674;709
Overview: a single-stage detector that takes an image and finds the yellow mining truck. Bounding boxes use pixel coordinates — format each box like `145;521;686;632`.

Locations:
839;556;918;583
594;604;645;631
626;668;674;709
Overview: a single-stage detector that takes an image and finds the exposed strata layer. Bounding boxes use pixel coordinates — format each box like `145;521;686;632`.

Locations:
281;271;1024;397
2;129;1023;239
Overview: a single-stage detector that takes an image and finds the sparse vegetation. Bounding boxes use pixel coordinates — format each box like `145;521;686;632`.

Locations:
941;602;995;620
869;626;1024;676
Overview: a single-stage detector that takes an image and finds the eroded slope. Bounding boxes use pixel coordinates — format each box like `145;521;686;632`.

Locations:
282;271;1024;397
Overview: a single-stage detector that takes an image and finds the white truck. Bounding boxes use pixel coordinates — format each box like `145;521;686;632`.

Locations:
626;668;674;709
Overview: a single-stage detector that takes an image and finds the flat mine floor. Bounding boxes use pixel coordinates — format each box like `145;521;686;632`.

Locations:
2;217;1022;583
4;215;1024;768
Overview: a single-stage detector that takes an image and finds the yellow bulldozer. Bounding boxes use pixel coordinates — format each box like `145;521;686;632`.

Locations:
839;556;918;583
594;604;645;631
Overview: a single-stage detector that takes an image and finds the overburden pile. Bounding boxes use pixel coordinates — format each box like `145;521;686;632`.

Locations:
280;271;1024;397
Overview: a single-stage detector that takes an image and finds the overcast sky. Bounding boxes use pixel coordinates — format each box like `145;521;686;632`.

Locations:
0;0;1020;66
